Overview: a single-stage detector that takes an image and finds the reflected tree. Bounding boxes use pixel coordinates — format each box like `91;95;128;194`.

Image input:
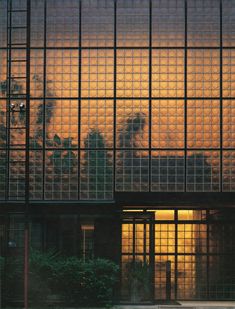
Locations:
81;129;112;199
117;112;147;190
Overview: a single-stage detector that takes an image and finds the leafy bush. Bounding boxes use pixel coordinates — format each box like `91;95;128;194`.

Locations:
28;250;119;306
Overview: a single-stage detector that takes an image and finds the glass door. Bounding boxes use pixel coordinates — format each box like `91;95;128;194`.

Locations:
121;212;155;303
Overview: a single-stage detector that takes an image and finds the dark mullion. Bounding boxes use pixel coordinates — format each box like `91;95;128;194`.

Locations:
78;0;82;200
175;211;178;300
5;96;227;101
149;0;152;193
3;96;229;100
113;0;117;198
4;147;235;152
42;0;47;200
6;0;12;201
3;45;235;50
184;0;187;193
220;0;223;192
206;210;210;299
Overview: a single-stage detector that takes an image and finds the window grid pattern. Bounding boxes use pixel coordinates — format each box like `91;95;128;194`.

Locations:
117;0;149;47
187;0;220;47
151;151;185;192
152;0;185;47
152;50;184;98
223;50;235;97
0;0;235;201
152;100;184;148
82;0;114;47
186;151;220;192
223;100;235;148
81;49;114;98
46;50;79;98
117;50;149;97
46;0;79;47
187;50;220;98
187;100;220;148
80;99;113;148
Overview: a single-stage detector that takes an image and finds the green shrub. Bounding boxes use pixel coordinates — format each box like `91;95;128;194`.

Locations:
3;250;119;306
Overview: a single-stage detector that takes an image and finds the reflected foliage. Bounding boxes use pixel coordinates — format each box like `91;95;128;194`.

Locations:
81;129;113;199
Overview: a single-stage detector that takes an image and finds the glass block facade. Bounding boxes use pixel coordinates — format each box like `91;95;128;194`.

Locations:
1;0;235;305
0;0;235;201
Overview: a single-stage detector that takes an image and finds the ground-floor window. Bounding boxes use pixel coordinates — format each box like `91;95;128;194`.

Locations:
121;209;235;302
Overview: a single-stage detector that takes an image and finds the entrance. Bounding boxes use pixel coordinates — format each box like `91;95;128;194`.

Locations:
121;210;235;302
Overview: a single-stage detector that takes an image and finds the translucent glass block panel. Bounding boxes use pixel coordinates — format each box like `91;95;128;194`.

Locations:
155;255;175;300
80;150;113;200
155;224;175;253
0;100;6;148
152;49;184;97
0;50;7;98
187;50;220;97
82;0;114;47
223;100;235;148
223;0;235;47
187;100;220;148
31;0;44;47
116;150;149;191
81;100;113;148
178;223;207;254
30;50;44;98
11;0;27;10
116;100;149;148
45;99;78;148
223;50;235;97
117;50;149;97
187;0;220;47
9;150;25;200
209;255;235;300
177;255;207;299
47;0;79;47
209;223;235;254
223;151;235;191
81;50;114;97
45;149;78;200
46;50;79;98
152;100;184;148
0;0;7;48
151;151;184;192
186;151;220;192
0;150;6;199
30;100;43;148
117;0;149;47
29;151;43;200
152;0;184;47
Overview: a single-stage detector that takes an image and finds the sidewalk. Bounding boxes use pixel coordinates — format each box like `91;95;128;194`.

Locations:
114;301;235;308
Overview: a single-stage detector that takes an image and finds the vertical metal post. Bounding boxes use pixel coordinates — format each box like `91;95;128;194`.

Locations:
113;0;117;197
78;0;82;199
24;0;31;308
6;0;12;202
166;260;171;300
184;0;187;192
220;0;223;192
206;210;210;299
149;213;155;302
42;0;47;200
175;210;178;299
148;0;152;192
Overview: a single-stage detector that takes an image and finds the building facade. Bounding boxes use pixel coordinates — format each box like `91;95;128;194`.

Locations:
0;0;235;304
